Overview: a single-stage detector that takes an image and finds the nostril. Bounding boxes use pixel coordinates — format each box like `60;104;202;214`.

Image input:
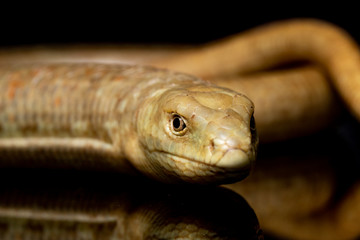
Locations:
250;114;256;132
209;139;215;152
250;114;258;144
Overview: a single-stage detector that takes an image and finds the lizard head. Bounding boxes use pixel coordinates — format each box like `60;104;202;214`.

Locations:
136;83;258;184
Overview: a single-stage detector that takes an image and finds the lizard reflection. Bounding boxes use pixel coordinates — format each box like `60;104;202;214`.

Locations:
0;169;262;240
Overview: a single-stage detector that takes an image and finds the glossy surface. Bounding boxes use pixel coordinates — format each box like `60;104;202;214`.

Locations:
0;169;262;239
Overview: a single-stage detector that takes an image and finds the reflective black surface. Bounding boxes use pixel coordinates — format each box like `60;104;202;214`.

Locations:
0;169;262;239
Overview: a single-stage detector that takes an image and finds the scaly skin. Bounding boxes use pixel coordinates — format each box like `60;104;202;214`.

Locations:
211;66;339;142
153;19;360;123
0;63;257;184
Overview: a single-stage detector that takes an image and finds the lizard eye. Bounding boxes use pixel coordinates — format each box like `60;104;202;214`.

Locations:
170;114;187;135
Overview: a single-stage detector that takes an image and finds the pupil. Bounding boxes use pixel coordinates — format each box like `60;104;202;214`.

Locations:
173;117;181;129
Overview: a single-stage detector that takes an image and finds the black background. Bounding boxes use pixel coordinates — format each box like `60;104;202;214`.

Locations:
1;6;360;46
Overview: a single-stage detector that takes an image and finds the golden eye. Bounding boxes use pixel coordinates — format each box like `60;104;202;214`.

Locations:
171;114;187;134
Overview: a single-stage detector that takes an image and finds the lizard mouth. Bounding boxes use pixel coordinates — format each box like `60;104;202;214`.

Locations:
154;149;252;172
148;150;252;184
153;150;215;167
